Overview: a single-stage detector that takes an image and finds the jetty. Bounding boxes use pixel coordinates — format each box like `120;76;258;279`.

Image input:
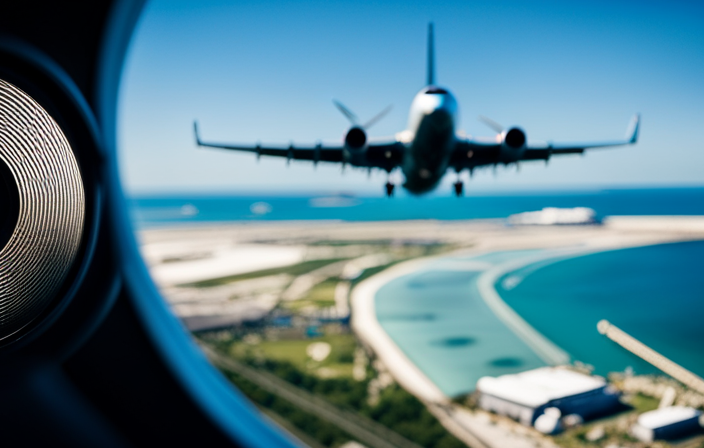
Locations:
597;320;704;395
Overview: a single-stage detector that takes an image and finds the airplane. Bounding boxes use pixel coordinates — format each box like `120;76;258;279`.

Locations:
194;23;640;198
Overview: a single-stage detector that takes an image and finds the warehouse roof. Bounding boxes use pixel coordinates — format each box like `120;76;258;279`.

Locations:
477;367;607;408
637;406;702;429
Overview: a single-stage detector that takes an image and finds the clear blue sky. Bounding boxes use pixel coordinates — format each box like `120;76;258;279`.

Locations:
118;0;704;195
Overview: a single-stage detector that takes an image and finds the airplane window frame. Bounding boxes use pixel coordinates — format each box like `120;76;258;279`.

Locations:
98;1;301;446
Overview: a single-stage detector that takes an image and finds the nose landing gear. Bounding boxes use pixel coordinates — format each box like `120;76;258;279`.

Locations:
453;180;463;197
385;182;395;197
453;169;464;197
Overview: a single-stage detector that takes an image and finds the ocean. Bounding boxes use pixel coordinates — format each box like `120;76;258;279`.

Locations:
497;241;704;378
131;187;704;226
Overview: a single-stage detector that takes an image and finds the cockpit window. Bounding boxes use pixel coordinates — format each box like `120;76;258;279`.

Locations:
425;87;448;94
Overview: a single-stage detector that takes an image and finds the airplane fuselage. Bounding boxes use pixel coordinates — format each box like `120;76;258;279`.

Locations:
401;86;459;194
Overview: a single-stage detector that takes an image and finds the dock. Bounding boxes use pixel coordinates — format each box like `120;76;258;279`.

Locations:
597;320;704;395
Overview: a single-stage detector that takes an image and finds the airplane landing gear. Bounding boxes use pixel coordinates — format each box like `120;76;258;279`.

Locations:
453;180;463;197
385;182;395;197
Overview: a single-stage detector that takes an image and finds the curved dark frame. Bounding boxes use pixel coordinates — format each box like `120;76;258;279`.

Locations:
0;1;298;446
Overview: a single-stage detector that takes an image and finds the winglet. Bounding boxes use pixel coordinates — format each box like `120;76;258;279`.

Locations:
427;22;435;86
626;114;640;144
194;121;202;146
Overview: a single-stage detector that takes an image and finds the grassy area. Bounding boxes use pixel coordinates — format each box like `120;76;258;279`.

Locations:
230;333;356;378
308;240;403;247
351;262;399;286
279;299;317;311
182;258;347;287
627;392;661;413
306;279;338;306
349;244;459;287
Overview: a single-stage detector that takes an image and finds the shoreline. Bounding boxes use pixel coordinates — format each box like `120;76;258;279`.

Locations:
348;216;704;403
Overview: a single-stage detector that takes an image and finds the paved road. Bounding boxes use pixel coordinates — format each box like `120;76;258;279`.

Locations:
202;345;425;448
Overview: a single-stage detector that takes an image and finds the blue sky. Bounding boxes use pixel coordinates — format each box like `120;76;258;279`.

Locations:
118;0;704;195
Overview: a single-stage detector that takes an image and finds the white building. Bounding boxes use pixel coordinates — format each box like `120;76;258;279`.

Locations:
508;207;597;226
631;406;703;442
476;367;620;430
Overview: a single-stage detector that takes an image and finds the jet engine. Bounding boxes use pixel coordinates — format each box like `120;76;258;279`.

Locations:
500;127;527;161
344;126;367;151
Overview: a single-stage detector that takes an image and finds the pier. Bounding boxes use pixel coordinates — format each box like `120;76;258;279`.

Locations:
597;320;704;395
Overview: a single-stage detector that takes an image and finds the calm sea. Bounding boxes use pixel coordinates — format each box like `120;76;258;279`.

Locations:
498;241;704;378
131;187;704;226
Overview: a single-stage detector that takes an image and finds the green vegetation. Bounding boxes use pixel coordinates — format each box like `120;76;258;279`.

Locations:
627;392;660;413
308;239;405;247
368;384;464;448
182;258;347;287
259;408;328;448
351;262;399;286
233;356;464;448
224;369;357;448
204;327;464;448
230;333;356;378
306;279;338;306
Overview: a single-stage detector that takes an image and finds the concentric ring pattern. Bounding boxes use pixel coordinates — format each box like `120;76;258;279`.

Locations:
0;79;84;341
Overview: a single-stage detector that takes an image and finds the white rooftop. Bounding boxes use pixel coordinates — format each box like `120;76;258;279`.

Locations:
477;367;607;408
637;406;702;429
508;207;596;226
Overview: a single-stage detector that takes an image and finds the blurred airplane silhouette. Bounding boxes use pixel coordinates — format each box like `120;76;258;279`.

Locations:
194;23;640;197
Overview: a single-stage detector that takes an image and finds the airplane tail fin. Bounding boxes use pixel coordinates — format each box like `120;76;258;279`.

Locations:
427;22;435;86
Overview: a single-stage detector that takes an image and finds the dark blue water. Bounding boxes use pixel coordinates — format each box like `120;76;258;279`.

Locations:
131;188;704;226
498;241;704;377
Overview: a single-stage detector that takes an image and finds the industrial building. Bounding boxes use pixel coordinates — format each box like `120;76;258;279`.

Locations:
476;367;621;430
631;406;703;442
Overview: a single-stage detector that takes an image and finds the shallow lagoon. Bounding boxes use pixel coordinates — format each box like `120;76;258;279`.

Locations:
375;242;704;397
375;252;547;397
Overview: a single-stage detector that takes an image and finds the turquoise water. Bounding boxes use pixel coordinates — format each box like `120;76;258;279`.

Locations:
498;241;704;378
375;253;547;397
374;243;704;397
132;188;704;226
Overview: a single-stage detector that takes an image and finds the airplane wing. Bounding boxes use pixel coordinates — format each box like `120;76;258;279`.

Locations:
451;114;640;169
523;114;640;161
194;122;345;163
194;122;405;169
